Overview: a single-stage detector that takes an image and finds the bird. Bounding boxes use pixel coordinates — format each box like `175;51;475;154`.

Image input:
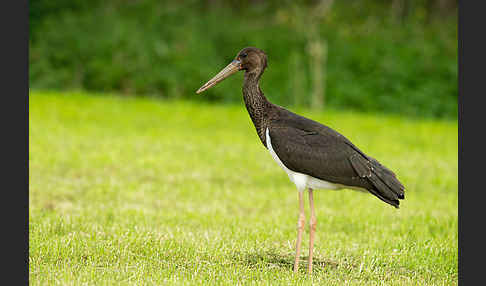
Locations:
196;47;405;274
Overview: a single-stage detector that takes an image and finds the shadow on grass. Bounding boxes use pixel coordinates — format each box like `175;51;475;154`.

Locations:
232;250;339;272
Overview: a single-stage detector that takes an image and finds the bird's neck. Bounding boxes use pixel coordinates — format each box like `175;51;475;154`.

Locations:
242;71;270;147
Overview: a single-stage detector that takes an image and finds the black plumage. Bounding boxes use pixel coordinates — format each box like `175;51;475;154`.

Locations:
196;47;405;273
230;47;405;208
266;106;405;208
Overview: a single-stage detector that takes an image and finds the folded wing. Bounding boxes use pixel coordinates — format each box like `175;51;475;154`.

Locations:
267;111;405;208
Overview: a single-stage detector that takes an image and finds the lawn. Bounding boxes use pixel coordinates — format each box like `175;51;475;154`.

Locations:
29;91;458;285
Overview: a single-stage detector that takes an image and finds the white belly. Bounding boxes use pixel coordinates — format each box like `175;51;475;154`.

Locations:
265;128;346;192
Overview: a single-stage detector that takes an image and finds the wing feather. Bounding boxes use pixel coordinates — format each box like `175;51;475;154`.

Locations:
266;108;405;207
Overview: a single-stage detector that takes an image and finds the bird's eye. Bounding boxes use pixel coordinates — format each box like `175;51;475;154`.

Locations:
241;53;248;58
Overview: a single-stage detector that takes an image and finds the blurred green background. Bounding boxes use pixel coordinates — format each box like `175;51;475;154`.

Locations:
29;0;457;119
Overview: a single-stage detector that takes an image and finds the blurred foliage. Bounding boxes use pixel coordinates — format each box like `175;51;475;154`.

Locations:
29;0;457;119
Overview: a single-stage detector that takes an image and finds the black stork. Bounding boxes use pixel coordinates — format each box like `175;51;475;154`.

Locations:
196;47;405;274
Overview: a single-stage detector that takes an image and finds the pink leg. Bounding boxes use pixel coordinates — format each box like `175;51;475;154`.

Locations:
293;191;306;273
308;188;317;274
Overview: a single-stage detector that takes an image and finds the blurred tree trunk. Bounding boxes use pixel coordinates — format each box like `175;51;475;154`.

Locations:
290;52;305;107
392;0;410;23
425;0;435;23
308;0;333;111
437;0;457;13
426;0;457;22
308;40;327;110
291;0;333;110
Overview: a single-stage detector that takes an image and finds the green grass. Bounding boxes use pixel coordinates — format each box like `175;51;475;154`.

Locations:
29;91;458;285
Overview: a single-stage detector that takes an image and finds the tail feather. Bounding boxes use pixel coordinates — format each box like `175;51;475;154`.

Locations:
349;154;405;208
369;159;405;207
370;158;405;197
367;187;400;208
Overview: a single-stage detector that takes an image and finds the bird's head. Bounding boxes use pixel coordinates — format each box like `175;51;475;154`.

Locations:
237;47;268;74
196;47;267;94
